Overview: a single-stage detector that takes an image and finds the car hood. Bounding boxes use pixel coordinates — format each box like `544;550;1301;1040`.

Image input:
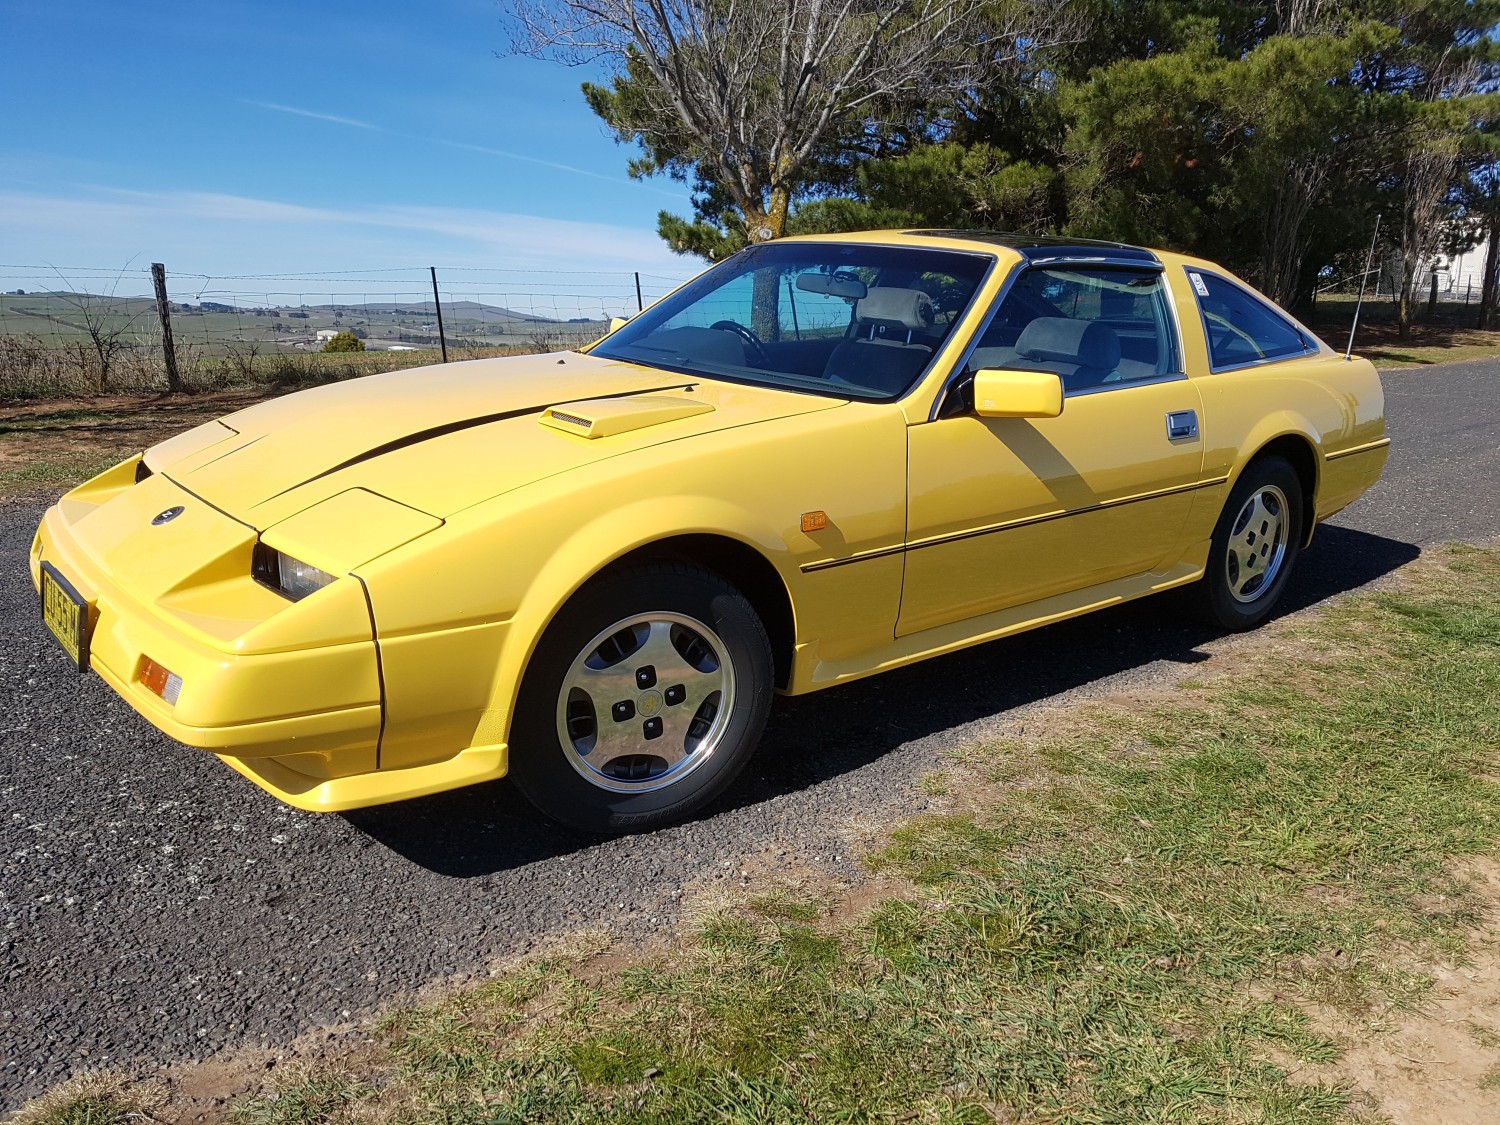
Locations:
144;351;844;527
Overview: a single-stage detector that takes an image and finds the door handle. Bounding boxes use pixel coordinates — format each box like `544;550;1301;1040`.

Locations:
1166;410;1199;441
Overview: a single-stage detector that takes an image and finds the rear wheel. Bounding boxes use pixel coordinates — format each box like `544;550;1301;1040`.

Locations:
1189;455;1304;631
509;563;773;834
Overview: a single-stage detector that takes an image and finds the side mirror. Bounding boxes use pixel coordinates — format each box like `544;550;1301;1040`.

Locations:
971;368;1064;419
608;315;630;333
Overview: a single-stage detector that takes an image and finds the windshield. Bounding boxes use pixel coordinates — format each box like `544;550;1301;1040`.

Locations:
590;242;992;399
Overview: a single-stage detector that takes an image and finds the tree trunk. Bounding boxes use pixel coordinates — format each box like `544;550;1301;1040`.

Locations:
1478;216;1500;329
1397;266;1415;340
1258;158;1326;309
742;159;794;343
743;206;783;341
750;271;781;342
1426;270;1439;317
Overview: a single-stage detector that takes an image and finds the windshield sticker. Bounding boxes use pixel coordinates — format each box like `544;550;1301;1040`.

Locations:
1189;271;1210;297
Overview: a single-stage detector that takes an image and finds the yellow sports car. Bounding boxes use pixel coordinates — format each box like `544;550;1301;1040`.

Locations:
31;230;1389;832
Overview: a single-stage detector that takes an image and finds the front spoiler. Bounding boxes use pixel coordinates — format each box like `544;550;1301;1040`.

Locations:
221;743;508;812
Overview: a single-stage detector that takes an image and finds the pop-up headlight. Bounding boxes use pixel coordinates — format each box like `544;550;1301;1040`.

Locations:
252;542;337;601
250;488;441;606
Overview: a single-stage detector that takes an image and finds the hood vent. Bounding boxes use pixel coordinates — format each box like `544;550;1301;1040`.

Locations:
540;395;715;439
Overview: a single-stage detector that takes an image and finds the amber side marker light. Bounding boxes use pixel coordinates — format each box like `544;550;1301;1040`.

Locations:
801;510;828;532
139;656;183;706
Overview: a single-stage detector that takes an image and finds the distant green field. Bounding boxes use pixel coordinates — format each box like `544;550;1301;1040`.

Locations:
0;289;611;397
0;291;608;356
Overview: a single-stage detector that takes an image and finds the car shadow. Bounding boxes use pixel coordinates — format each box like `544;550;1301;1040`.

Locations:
343;524;1420;877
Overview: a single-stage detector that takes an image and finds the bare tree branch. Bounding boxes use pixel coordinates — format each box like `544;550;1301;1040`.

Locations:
509;0;1070;243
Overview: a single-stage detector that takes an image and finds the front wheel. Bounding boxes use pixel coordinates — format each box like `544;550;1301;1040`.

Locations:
1189;455;1304;631
509;563;773;834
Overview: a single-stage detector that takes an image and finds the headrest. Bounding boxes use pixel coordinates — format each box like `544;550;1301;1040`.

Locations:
1015;317;1121;372
796;271;868;300
855;288;935;331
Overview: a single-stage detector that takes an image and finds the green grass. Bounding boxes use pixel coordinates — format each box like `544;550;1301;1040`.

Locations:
201;545;1500;1124
1358;337;1500;368
0;450;121;495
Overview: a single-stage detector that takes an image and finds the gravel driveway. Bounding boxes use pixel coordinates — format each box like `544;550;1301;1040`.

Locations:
2;359;1496;1105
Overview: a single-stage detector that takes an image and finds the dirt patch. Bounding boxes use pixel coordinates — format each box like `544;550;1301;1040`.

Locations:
677;832;914;930
155;1027;380;1125
1305;858;1500;1123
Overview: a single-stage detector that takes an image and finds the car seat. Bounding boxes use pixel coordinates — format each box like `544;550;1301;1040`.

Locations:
1011;317;1121;391
822;287;937;395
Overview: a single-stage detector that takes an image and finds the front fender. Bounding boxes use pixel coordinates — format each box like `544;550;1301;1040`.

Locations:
482;494;794;743
356;402;908;774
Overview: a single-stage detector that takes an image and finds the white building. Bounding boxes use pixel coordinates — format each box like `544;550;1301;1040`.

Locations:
1441;238;1491;296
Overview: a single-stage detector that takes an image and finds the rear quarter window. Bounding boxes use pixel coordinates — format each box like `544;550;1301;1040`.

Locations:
1186;269;1311;370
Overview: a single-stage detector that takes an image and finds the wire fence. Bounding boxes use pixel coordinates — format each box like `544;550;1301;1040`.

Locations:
1312;258;1487;305
0;262;698;398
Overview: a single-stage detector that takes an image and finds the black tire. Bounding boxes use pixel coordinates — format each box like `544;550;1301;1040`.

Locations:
509;562;773;834
1189;455;1305;631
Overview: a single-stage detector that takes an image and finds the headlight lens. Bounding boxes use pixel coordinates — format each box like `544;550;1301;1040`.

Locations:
252;542;337;601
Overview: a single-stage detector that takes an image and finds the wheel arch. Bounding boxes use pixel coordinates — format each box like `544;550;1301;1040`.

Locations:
1230;428;1322;547
596;534;796;691
473;499;802;763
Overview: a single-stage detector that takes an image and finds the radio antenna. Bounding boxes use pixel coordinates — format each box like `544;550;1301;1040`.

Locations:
1346;212;1382;360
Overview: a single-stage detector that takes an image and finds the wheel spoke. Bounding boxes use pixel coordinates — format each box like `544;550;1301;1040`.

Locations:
1235;495;1265;547
571;652;636;696
1229;544;1255;596
635;621;710;688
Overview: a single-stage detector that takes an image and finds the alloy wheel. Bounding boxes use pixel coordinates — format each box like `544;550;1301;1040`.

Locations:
1226;484;1290;603
554;611;736;793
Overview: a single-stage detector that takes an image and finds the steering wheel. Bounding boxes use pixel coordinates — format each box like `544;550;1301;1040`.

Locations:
709;320;770;367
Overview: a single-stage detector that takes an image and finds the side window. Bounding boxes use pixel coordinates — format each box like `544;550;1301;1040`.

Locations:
972;267;1179;393
1187;270;1309;369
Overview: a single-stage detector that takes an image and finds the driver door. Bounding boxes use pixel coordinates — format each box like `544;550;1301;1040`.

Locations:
898;264;1205;637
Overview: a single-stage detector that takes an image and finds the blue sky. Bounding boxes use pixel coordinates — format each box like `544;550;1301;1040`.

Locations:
0;0;696;296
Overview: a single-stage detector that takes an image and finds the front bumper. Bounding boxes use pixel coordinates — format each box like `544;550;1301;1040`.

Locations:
31;468;385;805
33;462;516;812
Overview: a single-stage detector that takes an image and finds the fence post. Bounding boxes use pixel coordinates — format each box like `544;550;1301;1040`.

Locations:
150;262;184;393
430;266;449;363
635;271;644;312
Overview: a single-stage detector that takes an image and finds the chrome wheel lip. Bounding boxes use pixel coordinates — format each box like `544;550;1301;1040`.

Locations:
1226;483;1290;604
555;610;736;794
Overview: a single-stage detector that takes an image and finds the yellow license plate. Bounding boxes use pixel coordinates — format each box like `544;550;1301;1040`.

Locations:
40;562;90;671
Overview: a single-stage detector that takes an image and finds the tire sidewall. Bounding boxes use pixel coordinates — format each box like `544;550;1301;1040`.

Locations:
1203;456;1305;630
509;565;773;833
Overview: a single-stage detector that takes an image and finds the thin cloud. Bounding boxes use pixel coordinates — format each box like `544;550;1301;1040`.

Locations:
0;187;694;276
237;100;687;203
241;100;380;130
436;140;686;201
